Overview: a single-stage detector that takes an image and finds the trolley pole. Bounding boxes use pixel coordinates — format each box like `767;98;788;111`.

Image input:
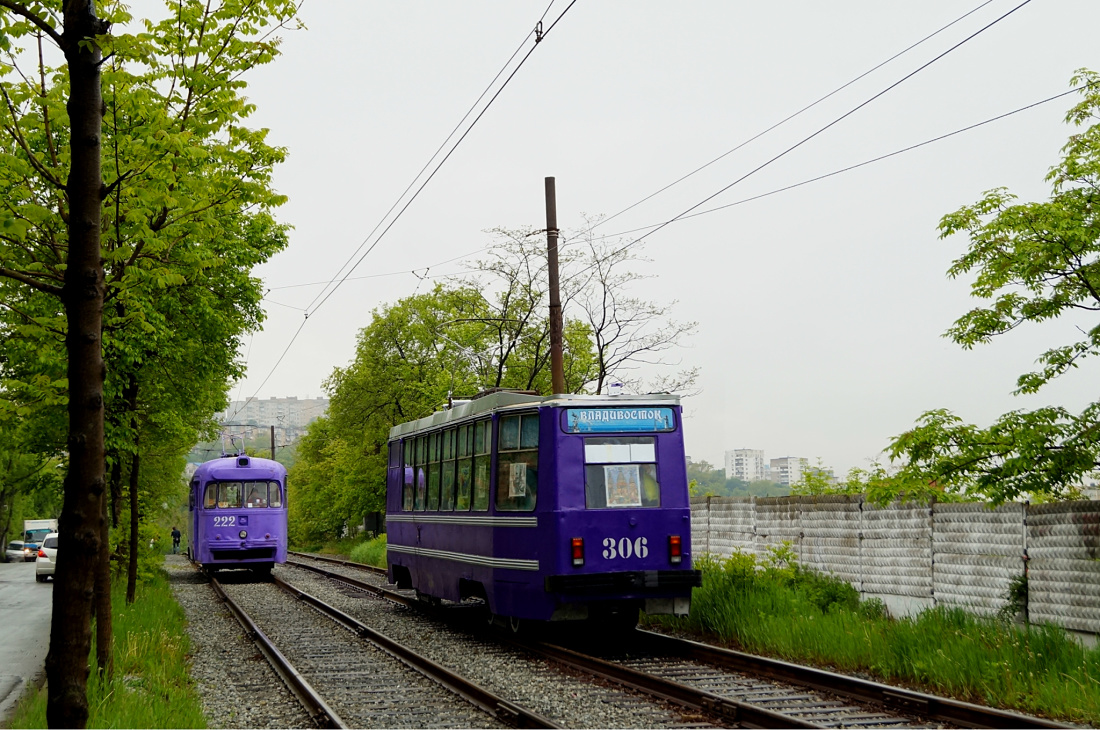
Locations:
545;177;566;395
270;425;276;461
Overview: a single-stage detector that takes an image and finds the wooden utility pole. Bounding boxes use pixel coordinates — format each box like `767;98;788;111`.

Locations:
545;177;565;395
270;425;276;461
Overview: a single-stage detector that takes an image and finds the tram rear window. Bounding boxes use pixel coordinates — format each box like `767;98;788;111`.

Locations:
583;437;660;509
203;481;282;509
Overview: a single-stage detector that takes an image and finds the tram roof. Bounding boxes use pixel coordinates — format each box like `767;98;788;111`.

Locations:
389;391;681;439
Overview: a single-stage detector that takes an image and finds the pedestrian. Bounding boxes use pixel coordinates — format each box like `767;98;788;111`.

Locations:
171;526;181;555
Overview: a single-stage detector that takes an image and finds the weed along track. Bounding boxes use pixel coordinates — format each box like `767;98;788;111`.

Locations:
283;553;1070;729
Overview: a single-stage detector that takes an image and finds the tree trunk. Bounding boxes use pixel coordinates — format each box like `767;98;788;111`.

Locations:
125;375;139;604
46;3;110;727
108;449;122;529
94;484;112;677
126;438;139;604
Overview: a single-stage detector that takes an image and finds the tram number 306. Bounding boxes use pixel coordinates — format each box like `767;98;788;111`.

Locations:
602;536;648;560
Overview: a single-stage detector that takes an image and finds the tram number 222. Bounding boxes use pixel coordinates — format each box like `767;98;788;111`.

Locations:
602;536;648;560
213;516;237;527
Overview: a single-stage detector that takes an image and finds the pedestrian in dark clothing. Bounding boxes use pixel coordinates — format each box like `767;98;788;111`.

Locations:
171;526;181;554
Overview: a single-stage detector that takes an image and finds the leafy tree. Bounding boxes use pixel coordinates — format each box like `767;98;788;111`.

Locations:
0;1;296;722
889;71;1100;503
291;283;594;539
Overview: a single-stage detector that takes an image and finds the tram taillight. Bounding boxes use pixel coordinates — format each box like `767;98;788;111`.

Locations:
571;537;584;567
669;535;682;564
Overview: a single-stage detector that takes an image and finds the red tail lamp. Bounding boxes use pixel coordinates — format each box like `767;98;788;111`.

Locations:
571;537;584;567
669;535;682;564
37;549;46;558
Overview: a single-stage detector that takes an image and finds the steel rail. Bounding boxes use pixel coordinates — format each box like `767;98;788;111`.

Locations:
287;558;798;727
287;557;1070;729
208;576;348;729
510;637;821;729
271;573;560;729
634;630;1067;729
287;550;388;576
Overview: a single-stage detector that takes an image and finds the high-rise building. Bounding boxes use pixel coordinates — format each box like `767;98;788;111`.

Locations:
216;396;329;434
770;456;809;487
725;449;766;482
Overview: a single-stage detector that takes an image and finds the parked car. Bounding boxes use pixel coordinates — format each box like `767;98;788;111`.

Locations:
5;540;27;563
35;533;58;582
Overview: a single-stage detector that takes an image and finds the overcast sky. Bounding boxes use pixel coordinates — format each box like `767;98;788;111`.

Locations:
211;0;1100;474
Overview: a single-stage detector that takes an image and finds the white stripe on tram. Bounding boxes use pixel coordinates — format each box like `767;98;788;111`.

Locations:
386;514;538;528
386;543;540;571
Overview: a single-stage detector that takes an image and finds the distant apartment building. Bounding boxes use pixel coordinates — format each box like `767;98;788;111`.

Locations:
770;456;809;487
725;449;766;482
217;396;329;435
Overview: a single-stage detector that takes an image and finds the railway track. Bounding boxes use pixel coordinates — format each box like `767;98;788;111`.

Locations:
286;552;1068;729
207;569;556;728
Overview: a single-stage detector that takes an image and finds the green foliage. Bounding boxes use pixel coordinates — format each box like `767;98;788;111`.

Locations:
889;71;1100;503
687;460;790;498
0;0;298;598
290;281;595;543
349;533;387;569
792;461;965;506
10;569;206;729
649;551;1100;724
998;573;1029;623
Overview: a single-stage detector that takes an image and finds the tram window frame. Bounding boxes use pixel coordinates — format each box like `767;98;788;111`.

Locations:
496;412;538;512
440;428;456;511
582;437;661;509
202;481;283;510
455;423;472;511
427;432;441;510
402;439;414;511
269;481;283;508
414;435;428;511
472;419;491;511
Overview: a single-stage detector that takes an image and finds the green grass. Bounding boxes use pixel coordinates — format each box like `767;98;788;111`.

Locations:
348;533;387;568
10;569;206;729
292;533;387;568
646;549;1100;725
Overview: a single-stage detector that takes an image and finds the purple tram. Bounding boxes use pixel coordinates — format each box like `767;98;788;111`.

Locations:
385;391;701;628
188;454;288;575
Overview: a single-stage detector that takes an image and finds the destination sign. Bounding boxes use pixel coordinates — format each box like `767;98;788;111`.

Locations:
562;407;676;434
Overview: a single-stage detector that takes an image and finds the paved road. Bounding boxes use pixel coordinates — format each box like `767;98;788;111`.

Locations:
0;559;51;725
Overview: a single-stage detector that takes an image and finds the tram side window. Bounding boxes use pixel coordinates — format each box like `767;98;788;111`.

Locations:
496;413;538;511
440;428;456;511
270;481;283;508
427;432;441;510
414;435;428;511
472;419;490;511
402;439;414;511
203;484;216;509
583;437;660;509
455;424;472;511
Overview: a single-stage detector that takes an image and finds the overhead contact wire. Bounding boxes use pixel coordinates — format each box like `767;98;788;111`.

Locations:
592;0;995;231
602;87;1080;238
591;0;1035;264
306;0;579;319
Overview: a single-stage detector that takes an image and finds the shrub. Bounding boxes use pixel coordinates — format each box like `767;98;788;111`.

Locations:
349;533;386;568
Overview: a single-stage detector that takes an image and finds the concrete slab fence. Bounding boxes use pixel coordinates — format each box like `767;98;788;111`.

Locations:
690;496;1100;635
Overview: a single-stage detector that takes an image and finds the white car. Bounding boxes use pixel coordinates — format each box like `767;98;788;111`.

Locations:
35;533;58;582
5;540;27;563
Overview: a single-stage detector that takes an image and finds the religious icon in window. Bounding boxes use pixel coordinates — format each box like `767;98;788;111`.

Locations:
604;464;642;507
509;462;527;497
